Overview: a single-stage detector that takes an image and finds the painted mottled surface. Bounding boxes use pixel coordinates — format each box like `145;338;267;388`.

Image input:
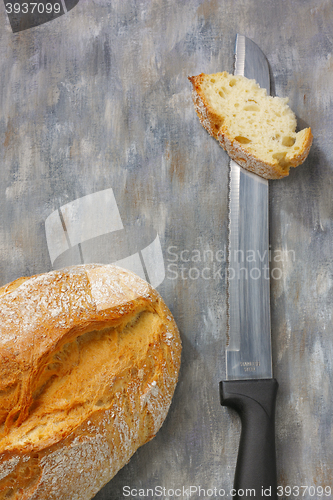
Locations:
0;0;332;498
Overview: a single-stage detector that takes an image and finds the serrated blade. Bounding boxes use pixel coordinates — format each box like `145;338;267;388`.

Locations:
226;35;272;380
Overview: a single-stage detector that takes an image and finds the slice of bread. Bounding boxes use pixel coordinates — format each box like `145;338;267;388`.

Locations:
189;72;313;179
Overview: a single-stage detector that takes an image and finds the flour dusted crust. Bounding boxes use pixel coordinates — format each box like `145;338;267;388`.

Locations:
189;72;313;179
0;264;181;499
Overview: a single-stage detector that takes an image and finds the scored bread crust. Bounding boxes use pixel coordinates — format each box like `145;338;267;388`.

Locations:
0;264;181;499
189;72;313;180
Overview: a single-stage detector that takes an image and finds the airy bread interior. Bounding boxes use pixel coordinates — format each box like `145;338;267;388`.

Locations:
189;72;313;179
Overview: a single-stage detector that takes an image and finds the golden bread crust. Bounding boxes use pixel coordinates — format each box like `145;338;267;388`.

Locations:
189;74;225;139
0;264;181;499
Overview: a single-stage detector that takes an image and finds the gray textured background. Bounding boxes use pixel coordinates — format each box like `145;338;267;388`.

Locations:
0;0;332;498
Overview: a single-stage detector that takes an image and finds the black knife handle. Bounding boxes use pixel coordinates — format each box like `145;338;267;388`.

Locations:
220;378;278;499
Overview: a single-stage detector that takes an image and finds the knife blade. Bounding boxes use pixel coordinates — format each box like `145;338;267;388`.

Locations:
220;35;278;499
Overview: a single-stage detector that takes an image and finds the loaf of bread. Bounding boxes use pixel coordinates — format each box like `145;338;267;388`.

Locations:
0;264;181;499
189;71;313;179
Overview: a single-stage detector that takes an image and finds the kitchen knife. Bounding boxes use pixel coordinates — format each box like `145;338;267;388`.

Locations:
220;35;278;499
